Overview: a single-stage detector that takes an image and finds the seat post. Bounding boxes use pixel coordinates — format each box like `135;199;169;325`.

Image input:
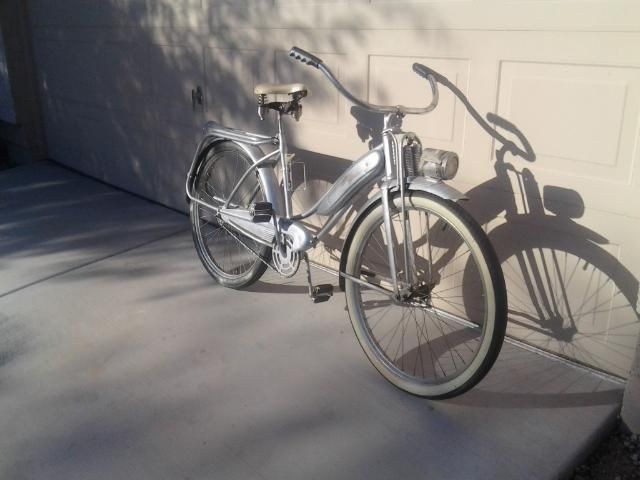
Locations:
277;111;293;218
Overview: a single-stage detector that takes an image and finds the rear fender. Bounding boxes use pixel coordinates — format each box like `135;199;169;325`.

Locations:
186;136;285;216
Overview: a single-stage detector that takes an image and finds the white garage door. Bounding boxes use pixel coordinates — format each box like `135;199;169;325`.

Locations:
29;0;640;377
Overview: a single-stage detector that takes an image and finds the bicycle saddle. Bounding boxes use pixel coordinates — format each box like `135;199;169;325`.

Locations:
254;83;307;97
255;83;307;119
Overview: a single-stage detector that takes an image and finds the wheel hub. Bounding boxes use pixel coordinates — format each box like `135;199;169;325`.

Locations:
401;281;436;307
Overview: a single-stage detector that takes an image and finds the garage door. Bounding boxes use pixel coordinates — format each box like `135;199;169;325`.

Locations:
29;0;640;377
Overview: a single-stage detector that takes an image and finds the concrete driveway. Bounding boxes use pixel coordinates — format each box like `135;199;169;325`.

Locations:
0;162;623;479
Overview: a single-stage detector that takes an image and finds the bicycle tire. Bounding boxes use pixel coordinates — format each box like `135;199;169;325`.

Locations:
190;141;270;289
344;191;507;398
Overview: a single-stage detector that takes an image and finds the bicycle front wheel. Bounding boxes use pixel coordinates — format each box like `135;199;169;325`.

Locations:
344;191;507;398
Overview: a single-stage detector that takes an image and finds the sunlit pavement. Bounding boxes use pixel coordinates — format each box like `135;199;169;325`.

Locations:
0;162;623;479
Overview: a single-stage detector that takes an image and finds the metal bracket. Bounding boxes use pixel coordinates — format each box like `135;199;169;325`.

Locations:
291;157;307;191
192;85;204;111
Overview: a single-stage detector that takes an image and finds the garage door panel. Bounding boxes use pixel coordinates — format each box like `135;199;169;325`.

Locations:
150;44;205;127
94;43;150;113
205;48;274;132
35;41;97;103
497;61;640;185
74;115;154;195
35;40;150;115
41;98;87;174
152;133;197;211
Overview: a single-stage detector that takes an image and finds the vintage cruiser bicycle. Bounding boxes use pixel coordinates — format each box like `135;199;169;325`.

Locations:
185;47;531;398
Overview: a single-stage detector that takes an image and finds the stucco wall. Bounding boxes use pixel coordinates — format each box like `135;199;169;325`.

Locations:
27;0;640;378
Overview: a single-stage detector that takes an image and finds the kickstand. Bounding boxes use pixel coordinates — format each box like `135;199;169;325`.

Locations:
304;254;334;303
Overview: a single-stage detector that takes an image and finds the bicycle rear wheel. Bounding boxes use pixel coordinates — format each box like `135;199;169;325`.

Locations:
344;191;507;398
190;141;270;289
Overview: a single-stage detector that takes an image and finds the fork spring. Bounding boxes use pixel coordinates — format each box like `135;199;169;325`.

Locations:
402;139;422;178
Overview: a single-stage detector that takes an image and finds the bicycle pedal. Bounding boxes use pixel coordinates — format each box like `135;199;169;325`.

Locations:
250;202;273;223
311;284;333;303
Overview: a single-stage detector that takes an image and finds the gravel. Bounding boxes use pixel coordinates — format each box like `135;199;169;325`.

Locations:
570;420;640;480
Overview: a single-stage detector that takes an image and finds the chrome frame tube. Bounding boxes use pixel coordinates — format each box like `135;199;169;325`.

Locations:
223;150;279;208
314;205;350;241
189;193;249;212
291;146;385;221
188;195;220;214
340;271;396;297
403;215;418;285
311;262;396;298
381;186;399;296
277;113;293;218
185;137;211;199
381;115;401;295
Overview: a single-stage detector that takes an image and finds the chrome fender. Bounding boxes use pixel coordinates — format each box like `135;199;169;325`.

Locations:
404;176;467;202
185;136;285;216
337;178;467;290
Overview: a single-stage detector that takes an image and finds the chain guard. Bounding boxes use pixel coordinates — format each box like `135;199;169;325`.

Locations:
273;240;300;278
220;218;300;278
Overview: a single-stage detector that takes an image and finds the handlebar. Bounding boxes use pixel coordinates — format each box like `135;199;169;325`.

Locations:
288;46;534;161
289;47;323;69
289;46;439;116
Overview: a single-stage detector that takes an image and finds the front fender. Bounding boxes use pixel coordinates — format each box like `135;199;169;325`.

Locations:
405;176;467;202
337;179;467;290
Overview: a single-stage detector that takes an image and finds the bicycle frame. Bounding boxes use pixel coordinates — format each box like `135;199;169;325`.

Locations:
185;110;466;298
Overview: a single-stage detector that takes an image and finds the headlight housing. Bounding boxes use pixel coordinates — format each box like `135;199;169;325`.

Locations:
419;148;459;180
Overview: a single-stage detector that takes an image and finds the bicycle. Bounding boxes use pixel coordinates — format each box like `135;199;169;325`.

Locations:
185;47;522;399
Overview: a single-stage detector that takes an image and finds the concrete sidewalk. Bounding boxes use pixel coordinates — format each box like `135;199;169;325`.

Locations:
0;162;623;480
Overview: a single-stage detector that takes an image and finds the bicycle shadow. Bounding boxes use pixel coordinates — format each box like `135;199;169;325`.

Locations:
443;340;624;409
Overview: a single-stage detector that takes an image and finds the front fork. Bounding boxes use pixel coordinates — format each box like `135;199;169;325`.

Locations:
381;113;417;299
381;185;400;296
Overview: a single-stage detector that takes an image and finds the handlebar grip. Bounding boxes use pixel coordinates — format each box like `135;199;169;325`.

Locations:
412;63;440;110
412;63;447;83
412;63;434;79
289;47;323;69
